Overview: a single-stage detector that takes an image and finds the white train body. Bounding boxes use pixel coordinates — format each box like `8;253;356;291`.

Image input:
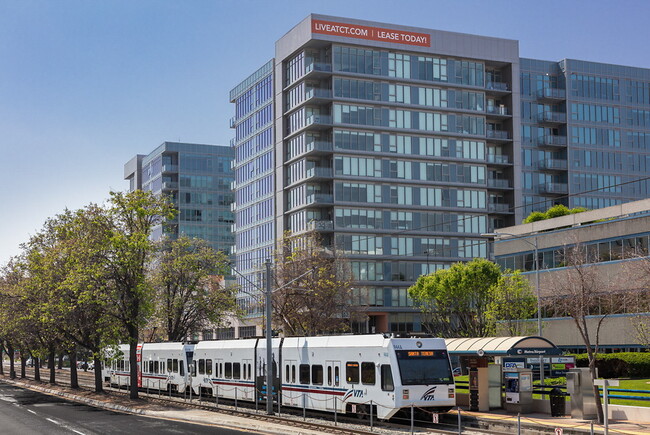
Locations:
104;334;455;420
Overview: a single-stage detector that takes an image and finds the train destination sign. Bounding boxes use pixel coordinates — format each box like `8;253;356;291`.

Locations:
312;19;431;47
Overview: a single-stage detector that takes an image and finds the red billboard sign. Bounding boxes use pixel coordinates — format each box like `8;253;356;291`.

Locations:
312;19;430;47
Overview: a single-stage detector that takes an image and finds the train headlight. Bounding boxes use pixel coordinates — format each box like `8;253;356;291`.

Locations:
402;389;409;400
448;388;455;399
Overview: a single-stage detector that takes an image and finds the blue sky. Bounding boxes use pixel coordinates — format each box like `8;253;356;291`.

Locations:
1;0;649;263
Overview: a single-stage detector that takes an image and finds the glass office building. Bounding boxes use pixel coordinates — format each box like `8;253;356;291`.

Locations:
124;142;235;253
231;15;520;333
520;59;650;216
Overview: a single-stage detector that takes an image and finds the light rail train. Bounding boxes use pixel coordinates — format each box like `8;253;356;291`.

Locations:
102;334;455;420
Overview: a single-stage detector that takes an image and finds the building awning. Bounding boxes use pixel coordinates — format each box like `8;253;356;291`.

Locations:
445;336;563;356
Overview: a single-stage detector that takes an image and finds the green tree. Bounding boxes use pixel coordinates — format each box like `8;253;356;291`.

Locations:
487;270;537;336
409;258;501;337
104;190;175;399
150;236;237;342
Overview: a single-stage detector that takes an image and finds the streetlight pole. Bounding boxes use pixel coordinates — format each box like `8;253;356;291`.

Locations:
482;231;544;387
265;258;273;415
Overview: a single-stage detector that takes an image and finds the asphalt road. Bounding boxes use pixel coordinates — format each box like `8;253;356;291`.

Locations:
0;383;253;435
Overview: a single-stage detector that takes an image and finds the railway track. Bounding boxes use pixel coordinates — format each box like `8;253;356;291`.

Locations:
1;365;512;435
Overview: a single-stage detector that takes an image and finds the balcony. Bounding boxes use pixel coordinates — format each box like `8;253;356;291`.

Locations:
485;106;510;117
305;87;332;100
306;193;334;205
305;62;332;76
539;182;568;194
537;111;567;124
287;140;333;161
161;164;178;173
537;135;568;147
486;130;511;141
539;159;568;170
230;116;236;128
161;181;178;190
305;114;332;128
307;220;334;231
305;167;333;180
486;154;510;165
230;202;236;212
536;88;566;101
488;203;512;213
488;178;512;189
486;81;510;92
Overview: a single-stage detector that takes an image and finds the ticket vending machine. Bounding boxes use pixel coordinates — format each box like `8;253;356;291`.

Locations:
504;368;533;413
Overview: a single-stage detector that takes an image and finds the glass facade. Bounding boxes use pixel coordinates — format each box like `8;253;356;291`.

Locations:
230;60;275;317
520;58;650;216
135;142;234;254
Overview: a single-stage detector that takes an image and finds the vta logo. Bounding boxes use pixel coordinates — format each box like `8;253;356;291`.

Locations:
342;389;364;401
420;386;437;401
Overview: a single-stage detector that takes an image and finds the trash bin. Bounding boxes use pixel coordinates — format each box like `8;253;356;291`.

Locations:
549;387;566;417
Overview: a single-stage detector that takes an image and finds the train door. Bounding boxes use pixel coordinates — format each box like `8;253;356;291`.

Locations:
284;359;298;406
325;360;341;411
136;344;143;388
214;358;223;397
242;358;253;400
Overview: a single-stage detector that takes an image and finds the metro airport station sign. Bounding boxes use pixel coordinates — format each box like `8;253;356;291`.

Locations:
312;19;431;47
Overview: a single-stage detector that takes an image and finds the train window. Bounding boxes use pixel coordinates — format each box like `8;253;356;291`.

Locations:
206;359;213;376
292;365;296;383
233;363;241;379
225;363;232;379
312;365;323;385
335;366;340;386
154;361;159;373
285;365;290;382
199;359;205;375
173;359;179;373
361;362;376;385
168;359;173;372
299;364;310;384
327;366;332;386
161;361;165;373
381;365;394;391
346;362;360;384
180;361;184;376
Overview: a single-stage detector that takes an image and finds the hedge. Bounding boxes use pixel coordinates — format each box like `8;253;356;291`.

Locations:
573;352;650;378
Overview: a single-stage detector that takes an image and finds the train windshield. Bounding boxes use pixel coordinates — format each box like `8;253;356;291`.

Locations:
395;350;452;385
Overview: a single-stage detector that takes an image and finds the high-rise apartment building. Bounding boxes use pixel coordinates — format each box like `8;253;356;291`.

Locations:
124;142;235;253
520;59;650;216
231;15;519;334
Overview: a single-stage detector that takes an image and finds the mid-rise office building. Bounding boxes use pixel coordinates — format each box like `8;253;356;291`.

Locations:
124;142;235;253
230;15;520;334
520;59;650;216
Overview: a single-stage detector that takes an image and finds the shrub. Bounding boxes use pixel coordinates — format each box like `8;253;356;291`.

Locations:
523;211;547;224
546;205;571;219
573;352;650;378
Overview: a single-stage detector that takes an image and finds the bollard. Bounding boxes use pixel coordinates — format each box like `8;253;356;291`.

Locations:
590;421;594;435
370;400;373;431
189;383;192;401
147;382;149;396
303;393;306;421
457;407;462;435
410;404;414;435
517;413;521;435
169;382;172;399
215;385;219;409
199;384;202;404
158;380;161;398
235;387;238;411
334;396;337;426
278;391;281;417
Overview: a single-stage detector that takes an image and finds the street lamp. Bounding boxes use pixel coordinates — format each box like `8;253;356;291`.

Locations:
482;231;544;387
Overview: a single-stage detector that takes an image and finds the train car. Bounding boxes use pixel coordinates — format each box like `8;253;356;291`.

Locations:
279;335;455;420
103;342;195;394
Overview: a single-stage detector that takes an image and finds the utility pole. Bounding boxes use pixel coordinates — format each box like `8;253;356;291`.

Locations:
265;258;273;415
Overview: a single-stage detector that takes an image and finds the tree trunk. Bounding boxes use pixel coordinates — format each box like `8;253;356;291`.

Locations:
69;350;79;389
57;353;64;370
0;344;4;376
48;350;56;384
20;355;26;378
94;355;104;393
589;358;604;424
8;343;15;379
129;326;139;400
34;357;41;382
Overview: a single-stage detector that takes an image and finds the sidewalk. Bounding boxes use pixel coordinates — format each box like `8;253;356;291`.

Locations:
0;376;329;435
461;407;650;435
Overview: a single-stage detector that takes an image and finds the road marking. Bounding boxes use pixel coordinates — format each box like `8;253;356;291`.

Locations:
71;430;86;435
46;418;60;425
27;409;36;414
